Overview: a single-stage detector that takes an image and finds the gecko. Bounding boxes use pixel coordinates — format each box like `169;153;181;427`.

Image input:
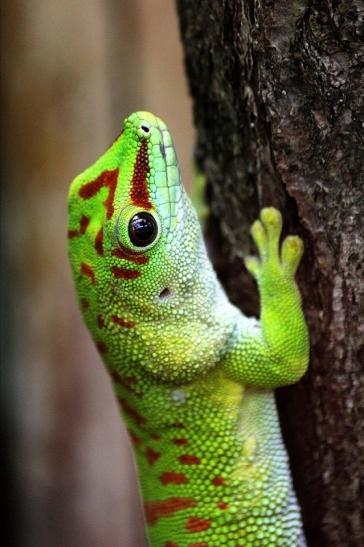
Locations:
68;111;309;547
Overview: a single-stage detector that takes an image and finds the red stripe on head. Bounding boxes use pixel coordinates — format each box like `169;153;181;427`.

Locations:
144;497;196;526
111;266;140;280
130;139;152;209
79;168;119;219
94;228;104;256
68;229;78;239
164;542;180;547
80;262;95;284
111;316;135;328
112;245;149;265
79;215;90;234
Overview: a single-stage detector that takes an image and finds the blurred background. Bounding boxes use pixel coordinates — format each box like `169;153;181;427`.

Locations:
2;2;194;545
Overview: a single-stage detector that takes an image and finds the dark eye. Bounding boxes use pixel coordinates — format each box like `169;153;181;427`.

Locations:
128;212;158;247
141;125;149;133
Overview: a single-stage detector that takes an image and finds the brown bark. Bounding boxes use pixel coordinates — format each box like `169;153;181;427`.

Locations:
176;1;364;546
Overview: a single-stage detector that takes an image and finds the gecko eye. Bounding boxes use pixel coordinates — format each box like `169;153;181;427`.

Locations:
128;212;158;247
140;125;150;133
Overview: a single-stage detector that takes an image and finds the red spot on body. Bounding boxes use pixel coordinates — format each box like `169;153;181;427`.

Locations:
179;455;201;465
128;429;141;447
96;341;108;354
150;433;161;441
94;228;104;256
111;266;140;280
118;397;146;427
165;542;179;547
159;472;188;486
172;438;188;446
144;497;196;526
217;502;229;510
111;315;135;328
79;168;119;219
97;315;105;329
80;298;89;310
112;245;149;265
186;517;212;533
68;229;78;239
80;262;95;284
188;543;209;547
146;447;161;466
130;139;152;209
211;476;225;486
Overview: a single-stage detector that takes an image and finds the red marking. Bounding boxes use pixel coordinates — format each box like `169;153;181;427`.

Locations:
97;315;105;329
128;429;141;447
81;262;95;284
118;397;146;427
165;543;179;547
68;215;90;239
96;341;108;354
146;447;161;466
217;502;229;510
111;315;135;328
150;433;161;441
80;298;89;310
130;139;152;209
111;266;140;280
186;517;212;533
179;455;201;465
159;472;188;486
211;476;225;486
172;438;188;446
144;497;196;526
188;543;209;547
79;168;119;219
112;246;149;265
79;215;90;234
111;371;139;396
94;228;104;256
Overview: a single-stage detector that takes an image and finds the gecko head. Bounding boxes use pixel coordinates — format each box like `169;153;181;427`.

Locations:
68;111;228;382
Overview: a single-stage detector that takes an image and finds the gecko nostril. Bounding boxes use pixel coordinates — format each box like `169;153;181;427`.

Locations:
159;287;172;301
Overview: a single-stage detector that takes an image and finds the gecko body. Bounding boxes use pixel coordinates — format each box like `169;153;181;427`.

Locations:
68;111;309;546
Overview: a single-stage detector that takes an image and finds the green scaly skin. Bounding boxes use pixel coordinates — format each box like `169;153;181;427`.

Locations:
68;111;309;547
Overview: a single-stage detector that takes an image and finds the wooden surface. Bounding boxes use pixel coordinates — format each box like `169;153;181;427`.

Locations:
177;1;364;545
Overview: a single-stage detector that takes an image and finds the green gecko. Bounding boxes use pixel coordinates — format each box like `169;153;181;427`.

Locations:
68;111;309;547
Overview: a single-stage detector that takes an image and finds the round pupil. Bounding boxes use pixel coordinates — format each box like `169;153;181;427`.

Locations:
128;212;157;247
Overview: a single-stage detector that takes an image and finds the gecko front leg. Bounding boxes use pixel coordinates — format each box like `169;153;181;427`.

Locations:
222;207;309;388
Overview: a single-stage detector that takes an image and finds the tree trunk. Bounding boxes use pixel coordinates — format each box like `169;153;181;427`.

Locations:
176;1;364;546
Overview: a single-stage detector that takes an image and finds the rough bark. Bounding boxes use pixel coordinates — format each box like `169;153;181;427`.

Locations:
176;1;364;546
